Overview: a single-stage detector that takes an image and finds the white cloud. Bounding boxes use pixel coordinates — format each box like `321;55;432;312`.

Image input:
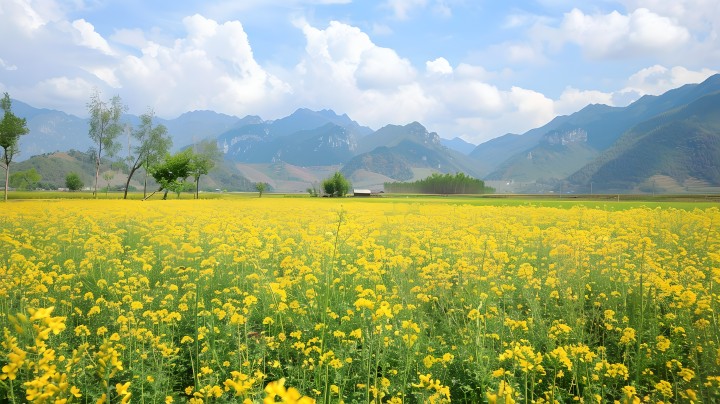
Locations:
385;0;428;19
555;87;615;115
89;67;120;88
617;0;720;33
1;0;53;33
507;86;555;126
435;80;505;116
356;47;416;89
551;65;717;118
0;58;18;71
293;20;430;126
436;86;556;140
426;57;453;75
22;76;96;110
71;19;114;55
558;8;690;58
112;14;291;117
622;65;718;95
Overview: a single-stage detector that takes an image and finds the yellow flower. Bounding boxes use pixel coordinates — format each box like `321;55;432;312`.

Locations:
619;327;636;345
654;380;673;397
28;306;54;321
656;335;671;352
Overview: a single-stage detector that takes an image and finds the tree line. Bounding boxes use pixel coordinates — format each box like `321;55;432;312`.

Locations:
0;89;222;200
384;172;494;194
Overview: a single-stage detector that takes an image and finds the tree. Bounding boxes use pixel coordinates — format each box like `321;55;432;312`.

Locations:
87;89;126;198
322;171;351;197
102;171;115;196
9;168;41;190
383;172;494;194
147;150;193;200
255;182;266;197
189;140;221;199
123;109;172;199
306;182;319;197
65;172;83;191
0;93;30;201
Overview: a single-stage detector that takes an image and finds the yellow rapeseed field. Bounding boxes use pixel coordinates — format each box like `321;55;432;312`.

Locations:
1;199;719;403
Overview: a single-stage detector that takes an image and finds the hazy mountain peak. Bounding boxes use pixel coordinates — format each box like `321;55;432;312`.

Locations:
441;137;477;155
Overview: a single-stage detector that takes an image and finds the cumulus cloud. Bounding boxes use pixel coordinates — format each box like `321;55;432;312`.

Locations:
20;76;97;111
426;57;453;75
112;14;291;117
71;19;114;55
434;86;556;141
622;65;718;95
558;8;690;58
617;0;720;33
293;20;431;126
296;19;419;91
0;0;54;33
555;87;615;115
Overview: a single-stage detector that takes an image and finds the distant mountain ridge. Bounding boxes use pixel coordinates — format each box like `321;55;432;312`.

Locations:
441;137;476;155
217;108;372;166
8;74;720;193
568;91;720;192
341;122;484;185
474;73;720;191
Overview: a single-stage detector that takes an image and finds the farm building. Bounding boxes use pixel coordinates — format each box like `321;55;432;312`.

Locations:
353;189;372;197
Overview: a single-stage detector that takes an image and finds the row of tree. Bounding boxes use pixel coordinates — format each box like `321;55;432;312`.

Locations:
86;90;222;200
384;172;494;194
0;90;223;200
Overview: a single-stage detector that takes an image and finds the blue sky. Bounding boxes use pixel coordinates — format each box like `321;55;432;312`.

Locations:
1;0;718;144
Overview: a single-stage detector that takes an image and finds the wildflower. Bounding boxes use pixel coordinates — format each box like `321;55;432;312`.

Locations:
656;335;671;352
655;380;673;397
619;327;636;345
263;378;315;403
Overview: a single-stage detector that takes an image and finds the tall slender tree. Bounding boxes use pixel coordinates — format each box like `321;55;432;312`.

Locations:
189;140;221;199
123;109;172;199
0;93;29;201
87;89;126;197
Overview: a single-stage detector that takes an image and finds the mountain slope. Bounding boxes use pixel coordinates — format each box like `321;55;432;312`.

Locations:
161;111;253;148
13;149;257;192
274;123;357;166
475;74;720;181
11;101;90;160
218;109;371;164
467;105;614;175
11;102;251;160
441;137;476;155
341;122;483;186
567;91;720;191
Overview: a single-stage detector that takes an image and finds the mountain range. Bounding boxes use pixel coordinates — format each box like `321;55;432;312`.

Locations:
7;73;720;193
474;74;720;193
